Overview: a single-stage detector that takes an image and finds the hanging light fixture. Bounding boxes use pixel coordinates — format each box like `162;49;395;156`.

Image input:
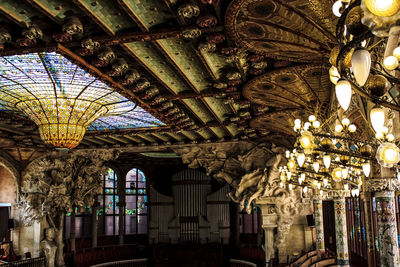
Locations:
335;79;352;111
376;142;400;167
370;105;385;133
323;155;331;169
365;0;400;17
0;51;164;149
297;153;306;167
351;48;371;86
362;162;371;177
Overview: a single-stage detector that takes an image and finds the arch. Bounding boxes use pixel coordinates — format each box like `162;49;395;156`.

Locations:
0;151;21;201
125;167;148;235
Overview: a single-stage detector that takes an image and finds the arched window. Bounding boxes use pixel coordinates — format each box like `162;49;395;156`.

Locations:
125;168;147;235
98;168;119;236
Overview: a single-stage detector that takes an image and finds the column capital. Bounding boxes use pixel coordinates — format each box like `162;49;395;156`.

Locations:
328;189;350;200
365;177;400;193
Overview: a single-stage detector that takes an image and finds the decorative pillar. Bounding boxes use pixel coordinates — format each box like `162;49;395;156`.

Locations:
91;202;98;248
329;190;350;267
258;201;278;267
366;177;400;267
313;198;325;257
360;192;376;267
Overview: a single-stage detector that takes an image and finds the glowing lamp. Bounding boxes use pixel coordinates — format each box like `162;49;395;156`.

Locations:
370;105;385;133
365;0;400;17
332;0;343;17
351;48;371;86
376;142;400;167
344;183;349;191
341;168;349;179
383;56;399;71
362;162;371;177
332;167;343;182
299;131;313;149
312;121;321;128
313;162;320;173
335;79;352;111
297;153;306;167
348;124;357;133
287;160;296;170
288;183;293;190
342;118;350;126
323;155;331;169
335;124;343;132
387;133;395;142
303;186;308;194
394;46;400;59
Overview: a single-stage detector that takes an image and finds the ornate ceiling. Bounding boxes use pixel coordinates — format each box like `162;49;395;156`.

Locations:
0;0;338;162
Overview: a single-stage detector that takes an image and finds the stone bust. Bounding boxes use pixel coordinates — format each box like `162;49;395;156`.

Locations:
40;228;57;267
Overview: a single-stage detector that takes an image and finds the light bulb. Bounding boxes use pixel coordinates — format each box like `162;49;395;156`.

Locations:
342;168;349;179
365;0;400;17
355;188;360;196
335;124;343;132
288;183;293;190
387;133;395;142
370;105;385;133
344;183;349;191
335;79;352;111
382;126;389;134
304;122;311;131
297;153;306;167
332;0;343;17
384;56;399;71
323;155;331;169
309;115;316;122
294;119;301;130
329;66;340;84
342;118;350;126
320;190;323;196
376;142;400;167
348;124;357;133
376;131;384;139
332;167;342;181
362;162;371;177
313;162;320;173
280;182;284;188
313;121;321;128
287;172;292;180
394;46;400;60
317;182;321;189
351;48;371;86
351;189;356;197
287;160;296;170
303;186;308;194
286;150;290;158
323;179;328;187
299;131;313;149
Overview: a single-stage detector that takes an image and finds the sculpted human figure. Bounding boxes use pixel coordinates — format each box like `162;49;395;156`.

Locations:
40;228;57;267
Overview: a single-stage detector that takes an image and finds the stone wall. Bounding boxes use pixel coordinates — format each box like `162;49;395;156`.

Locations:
0;165;16;204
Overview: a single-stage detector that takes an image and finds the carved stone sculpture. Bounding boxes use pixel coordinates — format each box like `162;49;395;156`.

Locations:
40;228;57;267
18;149;119;266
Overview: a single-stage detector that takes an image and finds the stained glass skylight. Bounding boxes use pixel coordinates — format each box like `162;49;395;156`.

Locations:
0;51;165;149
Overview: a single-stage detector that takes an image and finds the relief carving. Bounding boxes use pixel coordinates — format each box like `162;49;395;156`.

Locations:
18;149;119;266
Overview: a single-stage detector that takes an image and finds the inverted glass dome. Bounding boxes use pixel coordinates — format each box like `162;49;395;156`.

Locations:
0;51;164;149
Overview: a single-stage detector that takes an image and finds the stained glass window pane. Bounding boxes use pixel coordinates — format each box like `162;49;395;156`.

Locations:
138;196;147;214
138;216;147;234
0;52;165;132
125;215;137;235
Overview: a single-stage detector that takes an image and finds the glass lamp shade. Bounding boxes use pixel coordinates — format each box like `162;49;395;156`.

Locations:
351;48;371;86
341;168;349;179
332;167;343;182
383;56;399;70
365;0;400;17
335;79;352;111
0;52;164;149
313;162;320;173
323;155;331;169
362;162;371;177
370;105;385;133
297;153;306;167
376;142;400;168
299;131;313;150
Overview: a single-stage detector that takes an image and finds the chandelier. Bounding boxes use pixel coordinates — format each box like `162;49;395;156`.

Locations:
0;51;155;149
279;111;400;197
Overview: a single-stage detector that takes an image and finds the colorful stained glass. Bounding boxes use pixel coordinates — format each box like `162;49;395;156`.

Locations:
0;52;165;149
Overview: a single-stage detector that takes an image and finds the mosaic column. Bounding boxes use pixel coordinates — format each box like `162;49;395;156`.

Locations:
259;203;278;267
313;198;325;257
330;190;350;267
360;192;376;266
366;177;400;267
